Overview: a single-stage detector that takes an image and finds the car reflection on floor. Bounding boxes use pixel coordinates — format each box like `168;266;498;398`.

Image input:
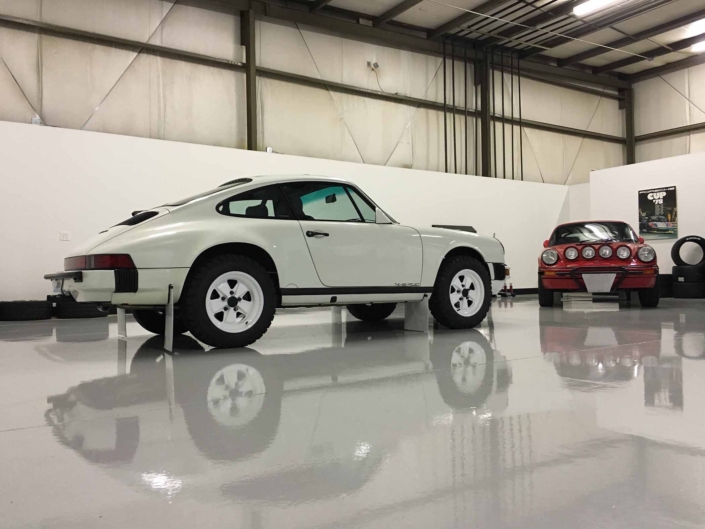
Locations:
539;308;662;387
45;326;511;502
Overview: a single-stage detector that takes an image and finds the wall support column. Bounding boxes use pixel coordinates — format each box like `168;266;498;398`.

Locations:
623;87;635;164
242;9;258;151
479;55;492;177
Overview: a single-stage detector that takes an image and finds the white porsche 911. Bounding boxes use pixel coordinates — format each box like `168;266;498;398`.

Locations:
45;175;506;348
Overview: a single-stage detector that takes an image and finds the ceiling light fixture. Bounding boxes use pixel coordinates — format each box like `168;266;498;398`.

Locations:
573;0;621;17
692;41;705;53
686;19;705;38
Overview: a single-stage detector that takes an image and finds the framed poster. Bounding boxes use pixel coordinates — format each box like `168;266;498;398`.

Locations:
638;187;677;240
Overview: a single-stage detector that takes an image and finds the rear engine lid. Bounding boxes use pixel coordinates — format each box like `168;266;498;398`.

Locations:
70;208;170;256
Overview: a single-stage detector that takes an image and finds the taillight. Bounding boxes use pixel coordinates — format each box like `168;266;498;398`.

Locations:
64;254;135;271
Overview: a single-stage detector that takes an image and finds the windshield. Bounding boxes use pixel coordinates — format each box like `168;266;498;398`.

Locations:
649;216;668;222
550;222;637;245
163;178;253;207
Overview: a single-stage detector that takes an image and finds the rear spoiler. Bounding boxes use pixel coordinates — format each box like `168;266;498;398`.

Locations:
432;225;477;234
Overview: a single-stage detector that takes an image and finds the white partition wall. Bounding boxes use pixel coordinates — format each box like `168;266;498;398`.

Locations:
590;151;705;270
0;121;570;300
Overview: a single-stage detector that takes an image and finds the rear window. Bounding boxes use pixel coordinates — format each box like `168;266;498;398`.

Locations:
114;210;159;227
164;178;253;207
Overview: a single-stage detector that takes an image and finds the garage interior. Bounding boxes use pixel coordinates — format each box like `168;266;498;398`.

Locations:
1;0;705;526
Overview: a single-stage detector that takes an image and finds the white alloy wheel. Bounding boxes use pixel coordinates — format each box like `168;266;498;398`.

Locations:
450;342;488;394
205;272;264;333
206;364;266;427
449;269;485;317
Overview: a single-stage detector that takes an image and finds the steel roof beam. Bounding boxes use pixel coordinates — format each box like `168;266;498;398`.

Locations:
594;33;705;74
428;0;512;39
480;0;583;48
521;0;674;57
373;0;425;27
309;0;333;12
559;7;705;67
628;50;705;81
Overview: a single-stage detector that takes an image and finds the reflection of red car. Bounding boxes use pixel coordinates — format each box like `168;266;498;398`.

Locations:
538;220;659;308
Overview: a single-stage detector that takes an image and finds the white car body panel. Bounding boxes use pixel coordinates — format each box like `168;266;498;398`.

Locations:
299;221;423;287
49;175;506;306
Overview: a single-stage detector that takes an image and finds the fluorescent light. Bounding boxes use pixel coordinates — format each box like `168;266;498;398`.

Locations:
692;41;705;53
573;0;621;17
686;19;705;38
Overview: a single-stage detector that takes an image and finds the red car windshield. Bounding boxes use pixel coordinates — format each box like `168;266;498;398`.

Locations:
550;222;638;245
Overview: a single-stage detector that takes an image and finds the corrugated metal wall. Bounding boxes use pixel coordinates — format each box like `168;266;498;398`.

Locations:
0;0;625;184
634;63;705;162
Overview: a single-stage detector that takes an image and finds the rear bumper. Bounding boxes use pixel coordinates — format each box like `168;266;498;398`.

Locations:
539;266;658;291
45;268;189;305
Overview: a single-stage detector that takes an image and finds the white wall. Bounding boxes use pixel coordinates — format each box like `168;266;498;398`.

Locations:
634;63;705;163
590;151;705;271
0;0;623;185
556;183;591;225
0;121;569;300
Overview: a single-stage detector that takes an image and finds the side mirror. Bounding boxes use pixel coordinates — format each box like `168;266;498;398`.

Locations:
375;207;393;225
639;236;645;244
543;240;549;248
325;194;337;204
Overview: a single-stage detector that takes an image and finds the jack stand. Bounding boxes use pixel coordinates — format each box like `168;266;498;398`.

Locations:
117;306;127;375
405;296;430;333
164;284;174;353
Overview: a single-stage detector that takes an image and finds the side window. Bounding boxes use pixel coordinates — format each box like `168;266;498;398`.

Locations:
347;187;376;223
217;185;294;219
281;182;362;222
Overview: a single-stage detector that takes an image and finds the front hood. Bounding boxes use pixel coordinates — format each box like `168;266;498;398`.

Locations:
69;208;170;256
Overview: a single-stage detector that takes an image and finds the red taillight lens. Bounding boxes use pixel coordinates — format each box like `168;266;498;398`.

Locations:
64;256;87;270
64;254;135;271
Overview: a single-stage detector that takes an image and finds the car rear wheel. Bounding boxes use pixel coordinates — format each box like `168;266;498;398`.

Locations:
638;276;660;308
180;255;276;348
430;256;491;329
346;303;397;322
538;279;555;307
133;309;188;336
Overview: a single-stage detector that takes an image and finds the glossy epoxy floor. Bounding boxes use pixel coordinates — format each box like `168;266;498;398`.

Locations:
1;298;705;528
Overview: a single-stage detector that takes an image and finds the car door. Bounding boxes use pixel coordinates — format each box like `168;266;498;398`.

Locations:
280;181;423;287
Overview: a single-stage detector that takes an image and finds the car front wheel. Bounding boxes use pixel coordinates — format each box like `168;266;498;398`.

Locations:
429;256;491;329
180;255;276;348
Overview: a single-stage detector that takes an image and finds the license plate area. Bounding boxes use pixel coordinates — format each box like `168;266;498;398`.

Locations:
582;273;616;293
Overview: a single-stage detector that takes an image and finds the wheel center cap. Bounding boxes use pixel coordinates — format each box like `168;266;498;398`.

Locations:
462;288;470;297
227;297;239;308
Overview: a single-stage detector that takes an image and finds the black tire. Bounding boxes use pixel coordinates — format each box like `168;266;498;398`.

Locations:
54;302;108;319
346;303;397;322
0;301;52;321
671;235;705;267
132;309;188;335
180;255;276;348
638;276;660;308
672;265;705;283
429;256;491;329
673;282;705;299
538;279;555;307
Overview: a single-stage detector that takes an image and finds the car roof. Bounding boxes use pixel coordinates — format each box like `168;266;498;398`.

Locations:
554;220;629;229
229;174;352;186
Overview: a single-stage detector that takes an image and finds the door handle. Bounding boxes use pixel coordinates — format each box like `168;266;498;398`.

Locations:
306;230;329;238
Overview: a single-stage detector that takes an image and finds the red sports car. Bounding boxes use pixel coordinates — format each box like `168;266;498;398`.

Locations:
538;220;659;308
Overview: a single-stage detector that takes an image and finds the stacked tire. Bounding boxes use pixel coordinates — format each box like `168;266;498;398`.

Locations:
672;235;705;299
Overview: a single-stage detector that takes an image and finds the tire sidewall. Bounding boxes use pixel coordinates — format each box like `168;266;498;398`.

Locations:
181;256;276;348
431;257;491;329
